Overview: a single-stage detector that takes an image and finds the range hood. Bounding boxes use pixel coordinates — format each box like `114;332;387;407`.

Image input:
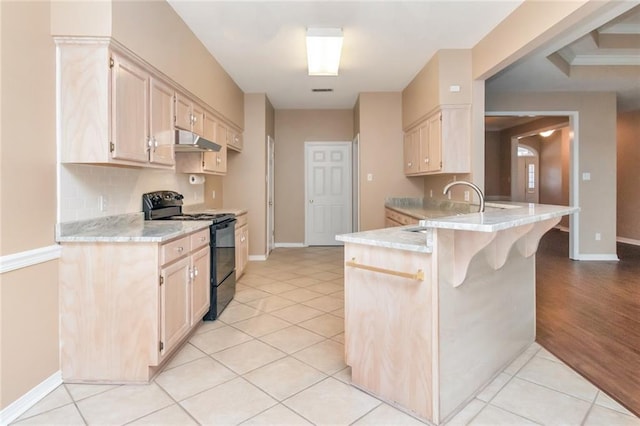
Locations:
174;129;221;152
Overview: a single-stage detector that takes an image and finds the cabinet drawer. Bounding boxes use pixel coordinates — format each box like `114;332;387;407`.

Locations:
236;213;247;228
190;229;210;250
161;235;190;265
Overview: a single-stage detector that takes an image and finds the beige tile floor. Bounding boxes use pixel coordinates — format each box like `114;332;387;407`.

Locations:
13;247;640;426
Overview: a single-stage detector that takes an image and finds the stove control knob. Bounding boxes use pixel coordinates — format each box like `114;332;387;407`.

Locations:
151;195;162;204
175;194;184;200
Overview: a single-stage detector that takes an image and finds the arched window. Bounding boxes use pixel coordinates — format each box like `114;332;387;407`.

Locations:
517;146;536;157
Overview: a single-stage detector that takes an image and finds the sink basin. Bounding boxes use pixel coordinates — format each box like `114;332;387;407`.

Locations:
404;227;430;234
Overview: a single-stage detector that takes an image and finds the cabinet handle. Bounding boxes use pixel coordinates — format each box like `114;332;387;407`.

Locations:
189;268;194;280
193;267;198;277
153;138;158;149
424;158;429;163
199;236;206;242
176;246;184;253
146;137;153;151
407;162;412;167
217;157;221;164
241;236;245;243
309;199;314;204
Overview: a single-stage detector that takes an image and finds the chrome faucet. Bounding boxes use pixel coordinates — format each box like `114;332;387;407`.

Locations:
443;181;485;213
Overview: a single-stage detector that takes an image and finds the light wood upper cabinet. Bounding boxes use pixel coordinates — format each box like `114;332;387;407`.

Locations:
174;92;205;136
57;41;174;168
227;127;243;152
149;78;175;166
110;54;150;164
404;105;470;176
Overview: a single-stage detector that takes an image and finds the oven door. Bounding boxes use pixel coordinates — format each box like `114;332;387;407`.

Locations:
214;219;236;284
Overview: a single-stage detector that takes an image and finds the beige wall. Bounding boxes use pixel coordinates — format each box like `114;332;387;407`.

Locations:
484;131;502;197
274;110;353;244
358;93;424;230
0;1;59;410
402;50;472;130
487;92;617;256
617;110;640;241
51;0;244;129
220;94;275;256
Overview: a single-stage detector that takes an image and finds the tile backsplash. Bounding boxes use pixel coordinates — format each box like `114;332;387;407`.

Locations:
59;164;205;222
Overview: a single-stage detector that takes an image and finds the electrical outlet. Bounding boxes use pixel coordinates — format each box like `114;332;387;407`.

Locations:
367;173;373;182
595;232;601;241
447;191;451;200
429;189;433;198
99;195;108;212
464;191;470;202
212;190;216;200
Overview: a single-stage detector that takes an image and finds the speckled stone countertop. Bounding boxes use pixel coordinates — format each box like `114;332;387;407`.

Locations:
385;197;474;220
336;226;434;253
183;205;248;216
56;213;212;243
338;200;578;253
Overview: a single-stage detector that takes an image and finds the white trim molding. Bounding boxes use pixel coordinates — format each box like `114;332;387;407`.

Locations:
0;245;62;274
617;236;640;247
248;255;267;262
0;371;62;424
575;254;620;261
274;243;307;248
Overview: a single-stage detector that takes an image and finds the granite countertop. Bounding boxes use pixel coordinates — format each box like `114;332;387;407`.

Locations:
336;226;434;253
56;213;212;243
338;200;578;253
183;205;248;216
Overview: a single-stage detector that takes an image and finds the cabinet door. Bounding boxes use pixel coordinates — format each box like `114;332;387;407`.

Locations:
111;54;149;163
190;246;211;325
192;102;205;136
160;256;190;356
403;130;419;175
418;123;430;173
174;93;192;131
235;226;242;279
149;77;175;166
203;113;216;141
427;113;442;172
241;226;249;277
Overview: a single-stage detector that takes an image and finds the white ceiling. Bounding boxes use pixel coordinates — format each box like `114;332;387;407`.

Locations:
167;0;524;109
168;1;640;112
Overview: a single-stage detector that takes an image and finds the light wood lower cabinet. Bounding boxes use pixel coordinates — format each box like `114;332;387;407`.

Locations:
235;213;249;279
59;228;210;383
385;207;420;227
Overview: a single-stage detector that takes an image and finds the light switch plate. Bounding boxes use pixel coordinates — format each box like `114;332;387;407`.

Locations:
582;172;591;181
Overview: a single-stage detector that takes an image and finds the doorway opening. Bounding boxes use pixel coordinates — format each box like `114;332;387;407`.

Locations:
485;112;577;259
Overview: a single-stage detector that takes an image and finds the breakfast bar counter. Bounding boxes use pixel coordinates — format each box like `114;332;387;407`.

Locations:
336;202;577;424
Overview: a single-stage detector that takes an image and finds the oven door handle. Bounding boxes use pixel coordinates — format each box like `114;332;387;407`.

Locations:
215;220;237;230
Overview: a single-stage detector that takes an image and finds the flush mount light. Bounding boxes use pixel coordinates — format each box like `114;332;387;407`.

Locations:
306;27;343;76
539;130;555;137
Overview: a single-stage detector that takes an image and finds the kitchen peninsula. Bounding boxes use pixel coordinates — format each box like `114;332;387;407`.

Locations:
336;201;577;424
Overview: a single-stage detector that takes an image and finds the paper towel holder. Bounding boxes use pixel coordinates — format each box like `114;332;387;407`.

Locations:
189;174;205;185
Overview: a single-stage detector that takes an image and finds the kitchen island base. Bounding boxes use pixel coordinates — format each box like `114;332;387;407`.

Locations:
339;206;573;424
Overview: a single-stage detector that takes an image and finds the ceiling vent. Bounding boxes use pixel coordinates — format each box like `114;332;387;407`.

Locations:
312;88;333;92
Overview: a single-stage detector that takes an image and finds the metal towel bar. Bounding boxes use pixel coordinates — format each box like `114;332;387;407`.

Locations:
345;258;424;281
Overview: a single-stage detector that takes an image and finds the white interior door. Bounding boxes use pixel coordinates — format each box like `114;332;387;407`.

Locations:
266;135;275;255
305;142;352;246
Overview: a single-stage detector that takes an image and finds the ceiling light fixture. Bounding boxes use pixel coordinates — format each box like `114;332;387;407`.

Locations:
539;130;555;137
306;27;343;76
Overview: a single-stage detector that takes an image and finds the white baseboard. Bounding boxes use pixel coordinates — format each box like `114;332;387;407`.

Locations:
274;243;307;248
0;245;62;274
575;254;620;261
617;236;640;246
0;370;62;424
248;255;267;261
